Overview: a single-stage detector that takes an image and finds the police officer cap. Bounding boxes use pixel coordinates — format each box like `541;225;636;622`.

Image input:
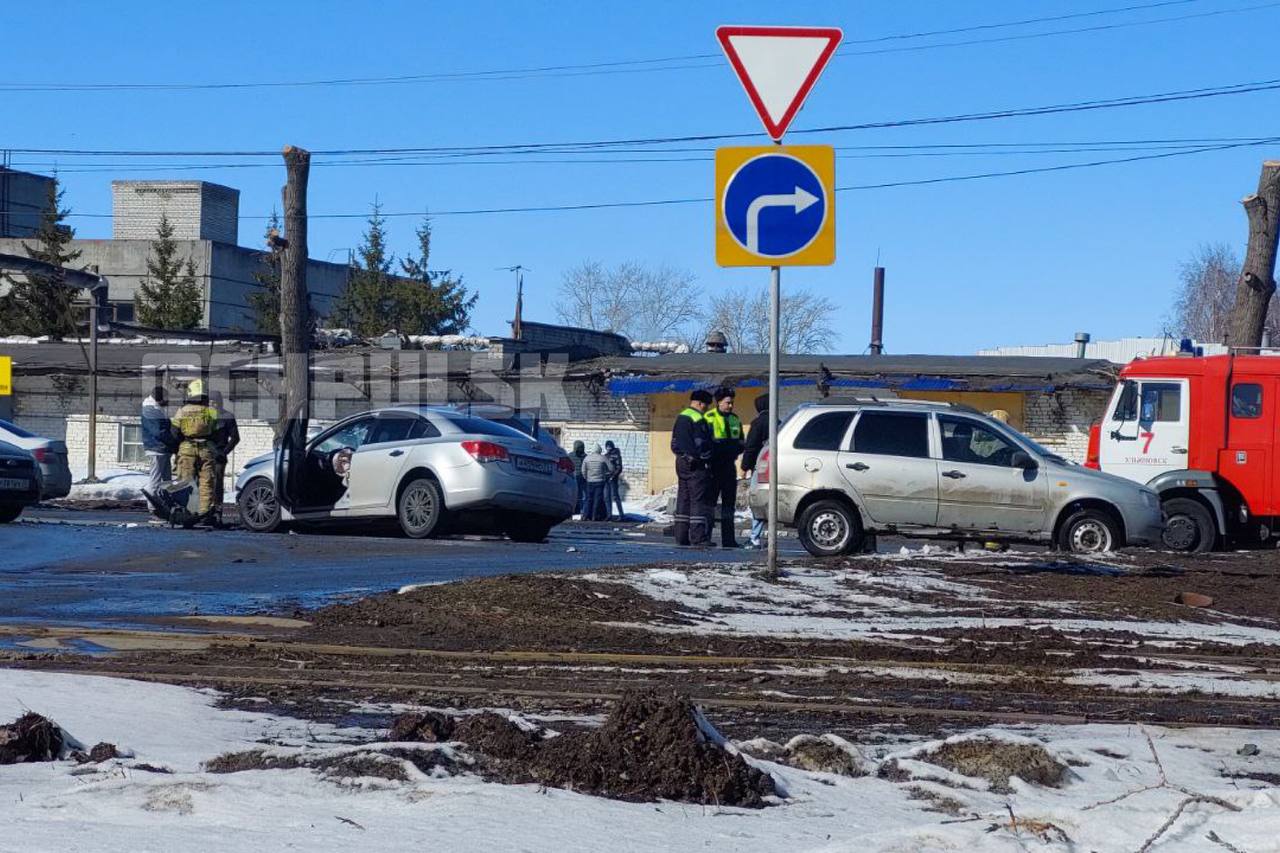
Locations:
689;389;714;405
713;387;735;402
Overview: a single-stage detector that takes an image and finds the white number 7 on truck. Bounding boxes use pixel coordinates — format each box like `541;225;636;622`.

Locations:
1086;349;1275;553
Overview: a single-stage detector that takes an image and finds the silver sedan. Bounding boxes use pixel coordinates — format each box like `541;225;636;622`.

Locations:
0;419;72;499
235;406;577;541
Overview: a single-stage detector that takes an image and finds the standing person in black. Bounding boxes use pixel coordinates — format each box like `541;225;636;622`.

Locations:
739;393;770;549
703;388;745;548
670;389;714;546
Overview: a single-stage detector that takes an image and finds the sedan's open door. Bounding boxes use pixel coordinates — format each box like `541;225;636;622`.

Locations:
274;415;308;513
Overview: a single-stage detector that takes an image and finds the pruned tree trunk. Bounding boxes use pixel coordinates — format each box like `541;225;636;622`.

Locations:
1226;161;1280;350
277;145;311;438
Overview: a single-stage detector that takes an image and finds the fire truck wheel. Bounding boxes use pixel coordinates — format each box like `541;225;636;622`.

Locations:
1057;507;1121;554
1161;498;1217;553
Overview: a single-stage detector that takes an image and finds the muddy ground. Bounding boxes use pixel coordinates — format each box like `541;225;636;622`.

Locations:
7;545;1280;747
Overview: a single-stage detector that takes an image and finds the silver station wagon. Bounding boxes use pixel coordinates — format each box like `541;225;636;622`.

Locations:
748;398;1163;557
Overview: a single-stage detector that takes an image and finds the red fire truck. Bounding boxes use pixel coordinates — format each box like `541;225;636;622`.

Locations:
1086;351;1277;552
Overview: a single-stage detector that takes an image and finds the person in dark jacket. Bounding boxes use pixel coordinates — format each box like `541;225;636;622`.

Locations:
209;391;241;523
141;385;175;498
670;389;714;546
603;440;625;521
570;440;588;517
703;388;745;548
740;393;770;548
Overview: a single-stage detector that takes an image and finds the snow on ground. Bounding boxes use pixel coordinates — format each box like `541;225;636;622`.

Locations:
596;563;1280;647
1068;669;1280;700
4;669;1280;852
65;467;150;502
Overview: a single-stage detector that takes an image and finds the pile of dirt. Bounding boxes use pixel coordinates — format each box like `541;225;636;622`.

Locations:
72;742;119;764
921;737;1069;794
303;574;694;652
206;747;455;781
393;690;776;807
736;734;868;777
0;713;64;764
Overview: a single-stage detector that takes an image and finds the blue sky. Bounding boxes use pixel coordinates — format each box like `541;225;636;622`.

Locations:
5;0;1279;353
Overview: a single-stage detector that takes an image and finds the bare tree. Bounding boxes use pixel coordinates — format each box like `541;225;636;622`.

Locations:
555;261;702;342
705;286;838;353
1169;243;1241;343
1170;242;1280;344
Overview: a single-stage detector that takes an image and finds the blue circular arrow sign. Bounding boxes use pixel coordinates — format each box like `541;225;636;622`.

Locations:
723;153;827;258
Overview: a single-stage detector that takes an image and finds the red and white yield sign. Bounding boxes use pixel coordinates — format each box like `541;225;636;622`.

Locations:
715;26;843;141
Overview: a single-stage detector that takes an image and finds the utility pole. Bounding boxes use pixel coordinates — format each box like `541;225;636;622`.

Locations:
277;145;311;437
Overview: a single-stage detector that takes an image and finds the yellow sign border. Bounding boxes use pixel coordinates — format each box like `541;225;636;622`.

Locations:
715;145;835;267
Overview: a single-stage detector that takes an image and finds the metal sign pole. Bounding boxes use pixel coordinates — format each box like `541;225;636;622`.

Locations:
767;264;781;577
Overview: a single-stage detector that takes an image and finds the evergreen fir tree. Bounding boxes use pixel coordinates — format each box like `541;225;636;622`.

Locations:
247;211;282;335
134;214;203;330
1;181;82;338
394;217;477;335
331;203;394;338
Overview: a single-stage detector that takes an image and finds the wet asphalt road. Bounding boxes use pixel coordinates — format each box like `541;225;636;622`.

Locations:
0;507;805;629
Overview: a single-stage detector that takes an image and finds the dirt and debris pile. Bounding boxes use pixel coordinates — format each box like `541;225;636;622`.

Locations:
304;574;691;652
0;713;65;764
921;737;1069;794
393;691;775;807
736;735;868;778
72;742;120;764
389;711;455;743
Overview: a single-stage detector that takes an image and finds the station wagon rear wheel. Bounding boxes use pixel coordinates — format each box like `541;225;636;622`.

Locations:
1058;508;1120;554
398;477;443;539
797;499;862;558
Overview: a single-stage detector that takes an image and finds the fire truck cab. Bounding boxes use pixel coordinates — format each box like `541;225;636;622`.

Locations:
1090;352;1279;552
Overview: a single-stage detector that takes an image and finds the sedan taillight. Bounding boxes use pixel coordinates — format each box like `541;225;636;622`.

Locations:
757;448;770;484
31;448;48;463
556;455;575;474
461;440;510;463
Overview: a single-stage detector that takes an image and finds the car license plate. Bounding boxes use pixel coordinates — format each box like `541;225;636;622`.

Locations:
0;477;29;491
513;456;553;475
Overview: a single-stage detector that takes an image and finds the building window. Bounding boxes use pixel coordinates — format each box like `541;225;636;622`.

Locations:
1232;383;1263;419
119;423;146;464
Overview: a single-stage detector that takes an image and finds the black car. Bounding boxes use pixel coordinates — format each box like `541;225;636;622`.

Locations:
0;439;40;523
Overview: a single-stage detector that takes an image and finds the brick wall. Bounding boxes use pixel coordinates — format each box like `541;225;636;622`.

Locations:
112;180;238;244
1022;389;1110;462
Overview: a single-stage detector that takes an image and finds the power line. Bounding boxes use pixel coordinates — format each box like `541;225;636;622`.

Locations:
5;135;1274;223
0;0;1265;93
10;72;1280;160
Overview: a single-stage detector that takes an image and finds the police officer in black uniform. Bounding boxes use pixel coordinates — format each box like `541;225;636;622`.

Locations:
670;389;714;546
703;387;745;548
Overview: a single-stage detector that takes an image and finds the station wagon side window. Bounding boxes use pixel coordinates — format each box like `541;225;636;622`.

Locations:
850;411;930;459
1232;383;1263;419
938;415;1019;467
793;411;854;451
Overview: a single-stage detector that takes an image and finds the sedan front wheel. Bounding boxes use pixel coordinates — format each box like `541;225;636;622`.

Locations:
237;478;281;533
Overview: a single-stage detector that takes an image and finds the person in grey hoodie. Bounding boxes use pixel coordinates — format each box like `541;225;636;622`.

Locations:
581;443;614;521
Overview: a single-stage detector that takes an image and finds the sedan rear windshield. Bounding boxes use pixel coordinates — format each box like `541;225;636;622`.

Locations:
437;414;529;439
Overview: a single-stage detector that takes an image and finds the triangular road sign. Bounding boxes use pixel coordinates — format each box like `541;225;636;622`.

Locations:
716;25;843;141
